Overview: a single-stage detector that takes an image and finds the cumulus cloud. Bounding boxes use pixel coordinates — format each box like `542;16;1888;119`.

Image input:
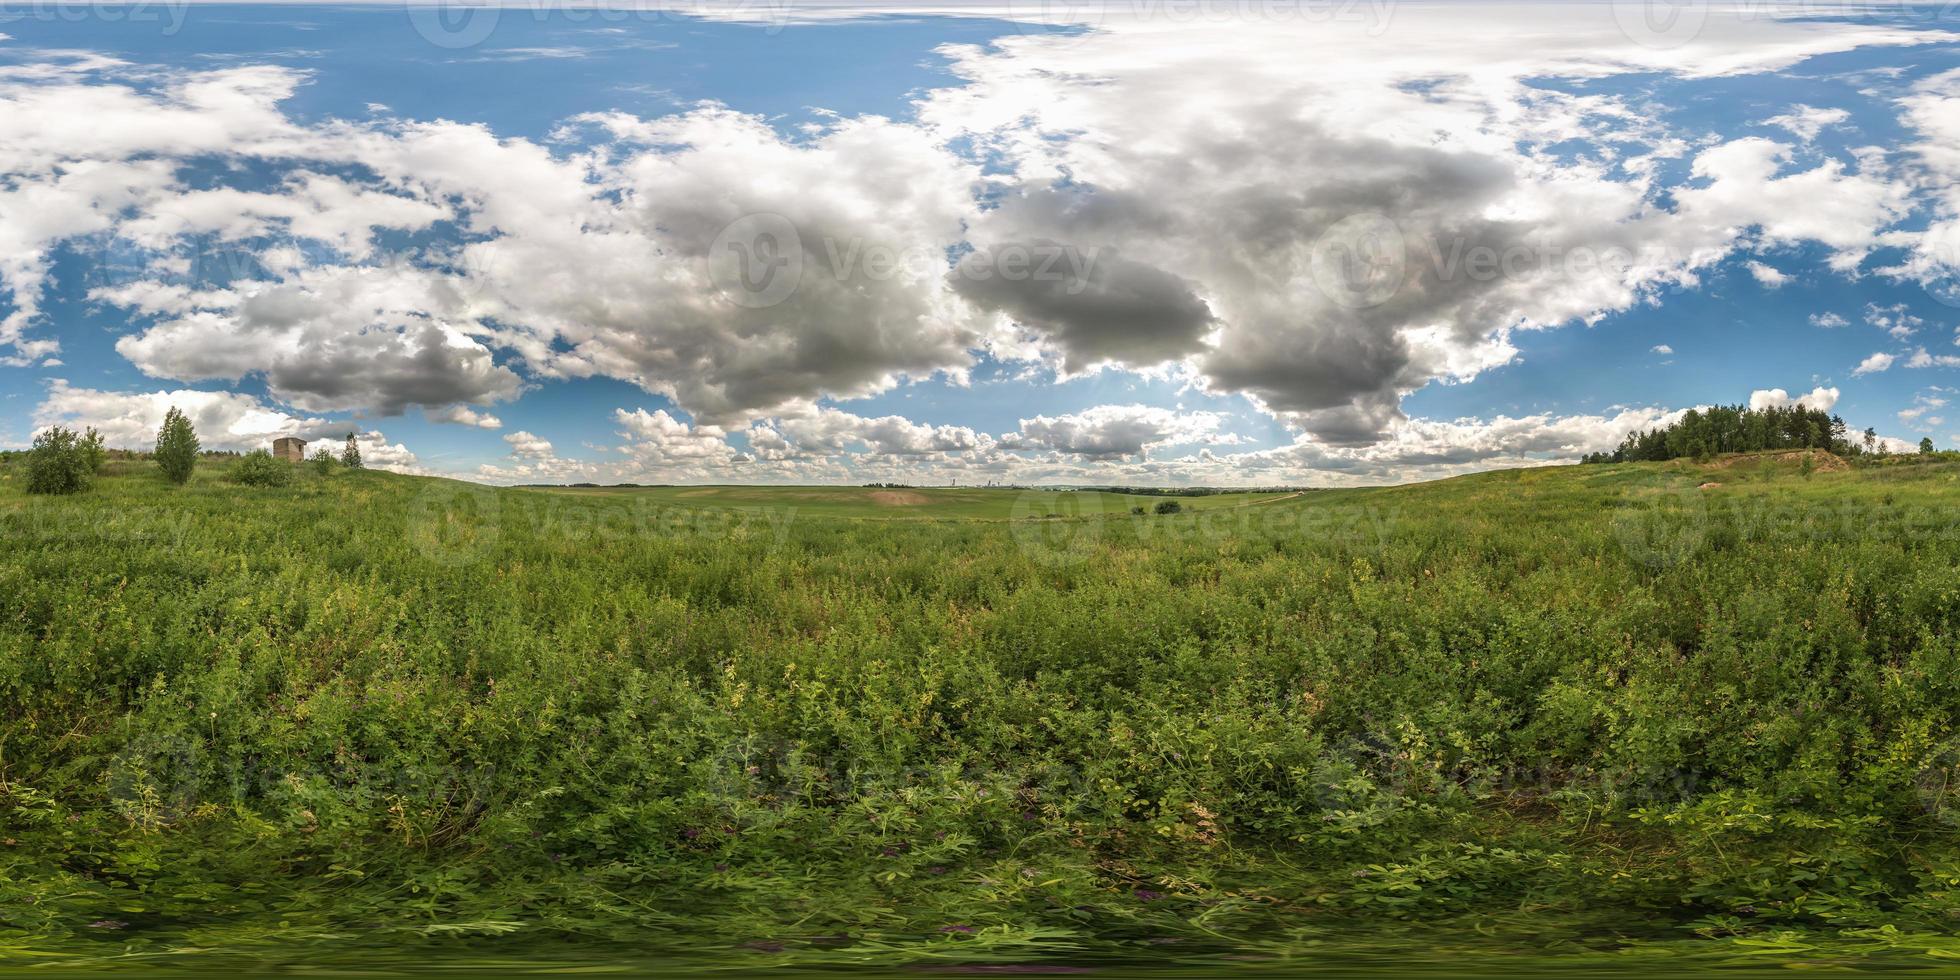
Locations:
0;7;1950;469
1002;404;1232;459
428;404;503;428
757;405;990;458
1854;351;1897;375
503;430;554;458
1749;385;1840;411
1651;344;1674;354
1746;261;1790;287
1810;312;1850;328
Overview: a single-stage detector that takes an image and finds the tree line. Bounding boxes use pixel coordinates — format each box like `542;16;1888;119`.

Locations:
1579;404;1924;464
18;409;364;495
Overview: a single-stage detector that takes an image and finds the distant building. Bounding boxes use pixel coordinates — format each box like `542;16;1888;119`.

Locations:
273;437;307;463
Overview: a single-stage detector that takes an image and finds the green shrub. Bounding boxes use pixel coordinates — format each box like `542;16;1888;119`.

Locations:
1154;499;1182;514
24;426;91;494
155;407;200;485
309;447;337;476
78;427;106;475
232;449;293;487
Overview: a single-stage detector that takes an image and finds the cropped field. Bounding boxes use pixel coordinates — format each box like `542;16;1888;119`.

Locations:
4;454;1960;973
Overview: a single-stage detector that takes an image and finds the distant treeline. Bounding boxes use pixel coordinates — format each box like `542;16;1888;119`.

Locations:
1582;404;1876;464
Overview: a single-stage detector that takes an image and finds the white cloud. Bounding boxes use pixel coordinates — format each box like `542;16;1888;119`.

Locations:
1002;404;1233;459
1749;385;1839;412
1763;104;1850;142
1745;261;1790;287
1864;302;1923;339
503;430;554;458
1810;312;1850;328
0;8;1950;466
1899;392;1949;430
1906;347;1960;369
428;404;503;429
1854;351;1897;375
1651;344;1674;354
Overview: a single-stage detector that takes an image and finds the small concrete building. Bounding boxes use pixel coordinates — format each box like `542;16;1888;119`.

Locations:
273;437;307;463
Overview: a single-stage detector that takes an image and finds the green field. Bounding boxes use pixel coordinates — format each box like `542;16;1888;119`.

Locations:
531;483;1296;520
5;454;1960;973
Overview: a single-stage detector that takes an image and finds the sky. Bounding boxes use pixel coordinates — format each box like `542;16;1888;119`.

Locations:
5;0;1960;485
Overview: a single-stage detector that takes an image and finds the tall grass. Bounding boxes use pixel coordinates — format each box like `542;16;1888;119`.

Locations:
3;455;1960;969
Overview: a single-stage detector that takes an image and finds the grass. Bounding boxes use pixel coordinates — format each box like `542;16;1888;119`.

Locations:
3;454;1960;973
530;483;1294;520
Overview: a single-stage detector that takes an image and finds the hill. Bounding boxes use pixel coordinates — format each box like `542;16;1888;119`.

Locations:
4;455;1960;971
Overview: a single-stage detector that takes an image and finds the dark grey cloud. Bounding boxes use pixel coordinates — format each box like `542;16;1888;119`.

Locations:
951;240;1213;372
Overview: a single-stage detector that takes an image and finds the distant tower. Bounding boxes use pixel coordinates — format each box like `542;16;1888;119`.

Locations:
273;437;307;463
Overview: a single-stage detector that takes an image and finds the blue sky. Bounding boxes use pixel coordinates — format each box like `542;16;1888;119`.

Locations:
4;2;1960;484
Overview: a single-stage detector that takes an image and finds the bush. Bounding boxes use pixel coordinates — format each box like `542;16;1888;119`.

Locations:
1153;499;1182;515
79;427;106;475
155;407;200;485
232;449;293;487
24;426;92;495
309;447;337;476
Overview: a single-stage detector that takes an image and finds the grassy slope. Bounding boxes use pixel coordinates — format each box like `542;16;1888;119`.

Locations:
3;455;1960;970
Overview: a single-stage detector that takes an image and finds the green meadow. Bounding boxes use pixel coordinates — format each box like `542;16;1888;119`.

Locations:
530;483;1294;520
4;453;1960;973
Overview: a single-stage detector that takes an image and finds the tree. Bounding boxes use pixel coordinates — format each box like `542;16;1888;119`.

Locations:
233;449;293;487
1921;437;1936;455
309;447;337;476
1865;427;1878;455
79;427;106;475
156;407;200;485
340;433;363;470
25;426;92;495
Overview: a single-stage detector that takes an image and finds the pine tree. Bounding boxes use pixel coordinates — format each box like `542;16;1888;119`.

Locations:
155;407;200;485
341;433;363;469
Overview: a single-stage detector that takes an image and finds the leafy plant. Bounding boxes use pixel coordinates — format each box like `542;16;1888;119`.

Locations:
310;447;337;476
78;427;106;475
2;458;1960;970
24;426;91;494
155;406;200;485
341;433;363;469
232;448;293;487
